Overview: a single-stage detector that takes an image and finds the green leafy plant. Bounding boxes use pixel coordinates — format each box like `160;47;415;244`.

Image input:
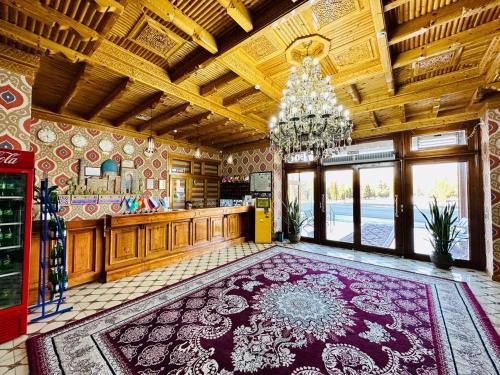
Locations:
284;198;307;236
418;197;461;255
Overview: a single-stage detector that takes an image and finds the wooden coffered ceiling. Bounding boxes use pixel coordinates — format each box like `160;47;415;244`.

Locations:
0;0;498;152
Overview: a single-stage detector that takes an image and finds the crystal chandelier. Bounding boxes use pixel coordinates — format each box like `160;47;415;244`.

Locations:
269;55;353;161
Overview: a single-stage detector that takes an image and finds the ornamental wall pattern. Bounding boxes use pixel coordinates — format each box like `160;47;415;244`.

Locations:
481;109;500;281
221;148;283;232
31;119;220;221
0;67;32;151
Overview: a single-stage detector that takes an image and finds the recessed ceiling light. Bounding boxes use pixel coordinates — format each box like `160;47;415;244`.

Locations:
173;129;178;133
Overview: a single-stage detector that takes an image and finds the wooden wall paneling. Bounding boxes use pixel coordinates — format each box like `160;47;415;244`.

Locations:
171;220;192;250
193;217;210;245
227;213;241;239
144;222;170;261
107;225;143;269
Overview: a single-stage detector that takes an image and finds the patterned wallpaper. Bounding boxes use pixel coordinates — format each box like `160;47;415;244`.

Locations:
481;109;500;281
221;147;283;232
31;118;220;221
0;67;32;151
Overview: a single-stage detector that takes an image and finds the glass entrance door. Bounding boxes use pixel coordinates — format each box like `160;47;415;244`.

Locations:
287;171;316;239
321;162;401;253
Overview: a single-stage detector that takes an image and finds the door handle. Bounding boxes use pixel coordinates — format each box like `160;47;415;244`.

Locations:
394;194;399;218
321;194;325;213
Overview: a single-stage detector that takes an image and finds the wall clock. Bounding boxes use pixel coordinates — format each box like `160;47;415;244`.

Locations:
37;127;57;145
99;139;114;153
71;134;88;148
123;143;135;155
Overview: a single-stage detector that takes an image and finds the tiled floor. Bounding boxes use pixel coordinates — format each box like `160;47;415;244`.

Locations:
1;241;499;374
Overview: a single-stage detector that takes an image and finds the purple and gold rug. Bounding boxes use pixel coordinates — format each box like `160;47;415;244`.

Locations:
27;246;500;374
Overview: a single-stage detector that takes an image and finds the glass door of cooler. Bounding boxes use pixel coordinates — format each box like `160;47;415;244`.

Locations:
0;173;26;311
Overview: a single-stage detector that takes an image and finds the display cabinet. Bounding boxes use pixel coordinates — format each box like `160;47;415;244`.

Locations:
0;150;34;344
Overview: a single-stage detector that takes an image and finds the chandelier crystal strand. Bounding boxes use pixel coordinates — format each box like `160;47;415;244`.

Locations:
269;56;353;162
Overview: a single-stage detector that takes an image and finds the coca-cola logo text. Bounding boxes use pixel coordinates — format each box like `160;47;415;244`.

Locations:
0;151;20;165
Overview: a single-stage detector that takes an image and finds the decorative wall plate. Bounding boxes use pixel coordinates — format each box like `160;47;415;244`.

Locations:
123;143;135;155
71;134;88;148
99;139;114;153
37;127;57;144
144;149;154;158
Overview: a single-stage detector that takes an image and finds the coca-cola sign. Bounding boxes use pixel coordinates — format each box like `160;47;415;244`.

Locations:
0;149;34;170
0;150;20;165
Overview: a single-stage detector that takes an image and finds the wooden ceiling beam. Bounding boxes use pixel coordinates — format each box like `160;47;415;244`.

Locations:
216;0;253;32
209;129;255;145
157;113;212;136
393;19;500;69
369;111;380;127
113;92;166;127
200;72;239;96
432;98;441;117
223;87;260;106
137;103;192;132
56;62;90;113
91;40;267;133
168;0;308;84
370;0;395;94
143;0;218;54
349;67;482;115
215;133;268;148
177;119;230;141
399;104;406;123
0;0;102;42
353;111;479;138
0;19;88;62
389;0;498;46
93;0;124;14
223;139;270;153
86;77;134;121
346;84;361;104
383;0;411;12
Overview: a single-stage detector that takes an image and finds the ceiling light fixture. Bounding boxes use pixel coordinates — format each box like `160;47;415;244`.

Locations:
145;106;156;158
194;147;201;159
269;43;353;161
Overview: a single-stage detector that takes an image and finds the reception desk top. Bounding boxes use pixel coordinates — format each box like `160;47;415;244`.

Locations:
105;206;252;227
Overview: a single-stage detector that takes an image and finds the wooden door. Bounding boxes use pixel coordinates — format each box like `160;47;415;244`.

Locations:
172;220;192;250
145;223;169;260
193;217;210;245
211;216;224;241
108;226;143;269
227;214;241;239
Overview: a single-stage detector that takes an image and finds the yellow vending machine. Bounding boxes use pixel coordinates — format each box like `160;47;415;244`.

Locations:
255;197;272;243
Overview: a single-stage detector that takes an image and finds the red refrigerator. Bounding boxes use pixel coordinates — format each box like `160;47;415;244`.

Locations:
0;149;34;343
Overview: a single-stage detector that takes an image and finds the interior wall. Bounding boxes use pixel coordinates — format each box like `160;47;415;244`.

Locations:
30;118;220;221
0;67;32;151
481;109;500;281
221;147;282;232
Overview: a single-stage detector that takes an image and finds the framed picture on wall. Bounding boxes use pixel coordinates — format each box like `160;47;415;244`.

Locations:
146;178;155;190
159;179;166;190
122;159;134;169
84;167;101;177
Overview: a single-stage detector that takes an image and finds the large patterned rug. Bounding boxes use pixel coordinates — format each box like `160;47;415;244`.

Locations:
27;246;500;374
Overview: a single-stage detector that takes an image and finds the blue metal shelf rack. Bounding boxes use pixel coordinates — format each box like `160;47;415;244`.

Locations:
29;178;72;322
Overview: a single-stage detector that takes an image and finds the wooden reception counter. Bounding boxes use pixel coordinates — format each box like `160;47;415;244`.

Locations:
30;206;252;302
103;206;252;282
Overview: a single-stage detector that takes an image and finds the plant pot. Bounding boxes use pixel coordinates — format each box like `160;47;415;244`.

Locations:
430;251;453;270
288;232;301;244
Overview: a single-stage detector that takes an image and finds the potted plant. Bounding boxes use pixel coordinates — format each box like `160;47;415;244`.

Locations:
284;198;307;243
419;197;462;270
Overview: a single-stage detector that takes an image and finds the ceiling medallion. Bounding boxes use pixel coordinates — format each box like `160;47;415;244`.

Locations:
270;36;353;162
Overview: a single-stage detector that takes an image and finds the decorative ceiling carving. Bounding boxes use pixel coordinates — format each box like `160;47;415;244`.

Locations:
412;47;463;77
330;38;376;70
242;34;279;62
128;16;183;58
312;0;358;29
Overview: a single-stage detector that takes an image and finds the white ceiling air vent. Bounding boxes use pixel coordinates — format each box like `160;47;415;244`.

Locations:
322;150;395;165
